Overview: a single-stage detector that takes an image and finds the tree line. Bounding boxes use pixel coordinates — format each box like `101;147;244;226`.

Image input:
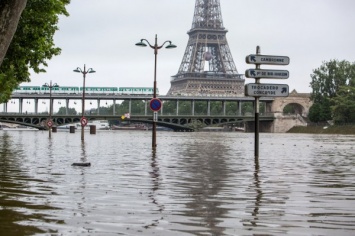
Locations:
309;60;355;124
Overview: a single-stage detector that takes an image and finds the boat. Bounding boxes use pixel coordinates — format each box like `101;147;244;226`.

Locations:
56;124;77;130
86;120;110;130
111;124;148;131
1;125;39;131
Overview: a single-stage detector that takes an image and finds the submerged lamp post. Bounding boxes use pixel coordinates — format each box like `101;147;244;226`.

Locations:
43;81;59;138
73;64;96;141
135;34;176;149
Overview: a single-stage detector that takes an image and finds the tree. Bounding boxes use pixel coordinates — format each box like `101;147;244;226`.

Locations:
0;0;27;65
56;106;77;115
309;60;355;122
331;86;355;124
0;0;70;103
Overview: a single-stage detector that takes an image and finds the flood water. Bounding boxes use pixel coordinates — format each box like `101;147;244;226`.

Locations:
0;130;354;235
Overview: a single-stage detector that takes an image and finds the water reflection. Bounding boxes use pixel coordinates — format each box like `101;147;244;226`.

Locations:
143;150;164;229
251;158;262;227
73;142;89;217
0;133;61;234
174;138;230;235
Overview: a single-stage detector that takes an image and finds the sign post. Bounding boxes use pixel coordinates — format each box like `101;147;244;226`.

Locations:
246;54;290;65
150;98;162;112
245;47;290;159
245;83;289;97
80;116;88;127
47;119;53;128
245;69;289;79
149;98;162;149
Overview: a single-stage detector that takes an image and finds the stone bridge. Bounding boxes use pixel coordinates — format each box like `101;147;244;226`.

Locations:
267;90;313;132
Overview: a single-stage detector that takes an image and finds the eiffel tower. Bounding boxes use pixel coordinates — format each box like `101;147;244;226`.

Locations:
167;0;245;97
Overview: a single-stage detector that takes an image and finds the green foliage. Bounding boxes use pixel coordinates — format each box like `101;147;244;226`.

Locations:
309;59;355;122
331;86;355;124
0;0;70;103
163;100;177;115
308;99;332;123
56;106;77;115
241;102;254;115
283;104;294;114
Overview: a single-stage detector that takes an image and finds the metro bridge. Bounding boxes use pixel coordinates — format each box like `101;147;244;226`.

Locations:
1;93;275;131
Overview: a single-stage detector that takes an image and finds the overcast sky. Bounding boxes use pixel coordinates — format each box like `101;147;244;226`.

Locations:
26;0;355;95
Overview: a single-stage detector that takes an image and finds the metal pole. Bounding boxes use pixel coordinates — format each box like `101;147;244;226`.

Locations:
255;46;261;159
49;80;52;138
81;65;86;141
152;35;158;149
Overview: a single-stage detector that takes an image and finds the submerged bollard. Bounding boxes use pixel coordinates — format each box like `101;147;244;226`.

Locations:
72;162;91;167
90;125;96;134
70;126;75;133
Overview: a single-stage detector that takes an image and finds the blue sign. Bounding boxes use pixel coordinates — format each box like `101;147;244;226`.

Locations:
150;98;162;112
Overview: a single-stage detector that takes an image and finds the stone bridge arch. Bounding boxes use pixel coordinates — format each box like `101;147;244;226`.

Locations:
270;89;313;117
266;90;313;132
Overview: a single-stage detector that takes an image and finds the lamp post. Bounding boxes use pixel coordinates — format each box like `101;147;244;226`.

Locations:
42;81;59;138
135;34;176;149
73;64;96;141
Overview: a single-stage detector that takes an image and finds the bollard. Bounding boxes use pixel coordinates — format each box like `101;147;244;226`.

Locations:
52;127;57;133
90;125;96;134
70;126;75;133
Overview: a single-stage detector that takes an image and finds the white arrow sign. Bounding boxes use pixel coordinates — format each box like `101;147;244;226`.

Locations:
245;69;289;79
245;83;289;97
246;54;290;65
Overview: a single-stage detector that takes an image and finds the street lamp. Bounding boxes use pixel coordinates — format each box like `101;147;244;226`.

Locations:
42;81;59;138
135;34;176;149
73;64;96;141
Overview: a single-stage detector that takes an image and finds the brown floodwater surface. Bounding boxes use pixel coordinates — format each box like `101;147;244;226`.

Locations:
0;130;354;235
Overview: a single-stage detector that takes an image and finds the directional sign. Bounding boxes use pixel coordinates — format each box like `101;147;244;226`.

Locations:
246;54;290;65
245;83;289;97
80;117;88;127
150;98;162;112
245;69;289;79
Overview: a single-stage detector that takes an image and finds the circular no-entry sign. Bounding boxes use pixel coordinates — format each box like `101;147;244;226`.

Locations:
80;117;88;127
150;98;162;112
47;119;53;127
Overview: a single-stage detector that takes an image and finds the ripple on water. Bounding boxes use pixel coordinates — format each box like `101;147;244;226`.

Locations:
0;131;355;235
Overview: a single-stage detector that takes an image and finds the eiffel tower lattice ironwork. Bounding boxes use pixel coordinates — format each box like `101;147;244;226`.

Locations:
167;0;245;97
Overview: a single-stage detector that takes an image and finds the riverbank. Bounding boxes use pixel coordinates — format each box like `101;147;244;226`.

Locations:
287;125;355;135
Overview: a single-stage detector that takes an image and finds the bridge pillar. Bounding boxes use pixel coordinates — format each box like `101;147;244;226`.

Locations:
19;98;23;114
176;100;179;115
128;99;131;114
113;99;116;115
207;100;211;116
238;101;242;115
191;100;195;116
97;99;100;115
66;99;69;115
34;98;38;114
145;99;148;115
3;103;7;113
222;101;226;115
